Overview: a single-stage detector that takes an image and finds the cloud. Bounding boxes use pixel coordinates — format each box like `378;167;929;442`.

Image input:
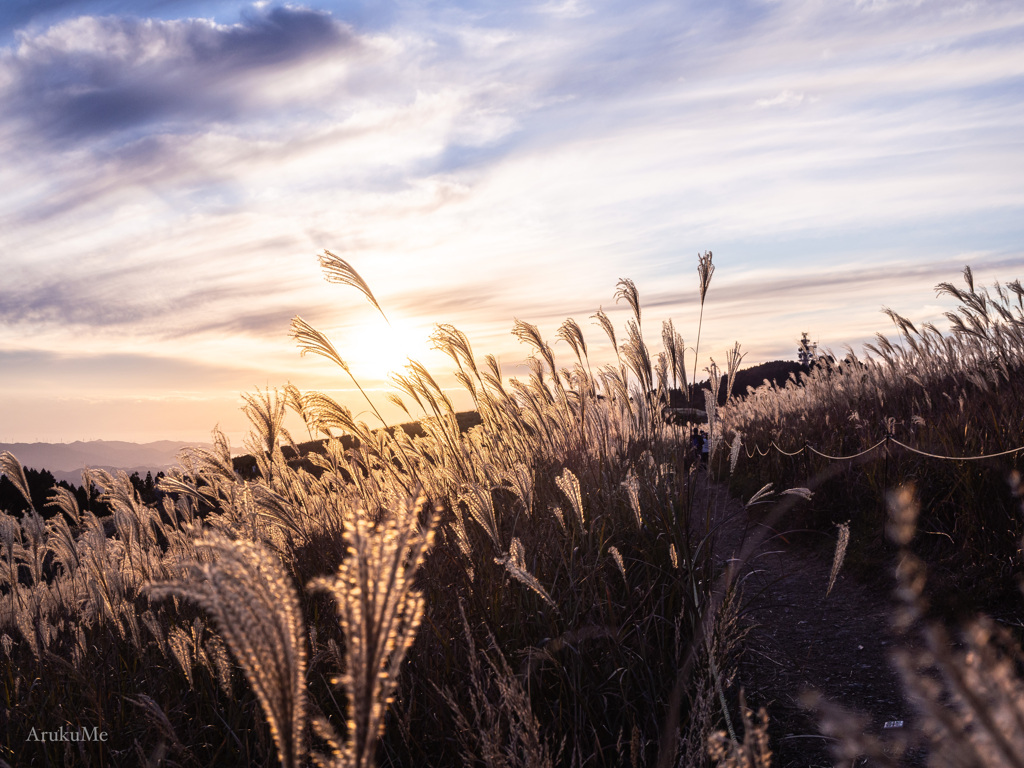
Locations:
0;348;264;392
0;1;247;40
754;89;811;108
0;256;312;335
0;6;358;145
1;0;1023;442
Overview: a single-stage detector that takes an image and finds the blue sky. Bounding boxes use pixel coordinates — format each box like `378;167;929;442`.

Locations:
1;0;1022;443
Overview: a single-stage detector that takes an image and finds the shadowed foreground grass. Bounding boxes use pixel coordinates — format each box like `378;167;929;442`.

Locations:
1;252;746;767
4;258;1023;768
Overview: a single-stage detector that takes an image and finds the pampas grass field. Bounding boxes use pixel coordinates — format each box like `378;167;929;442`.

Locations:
2;255;1024;767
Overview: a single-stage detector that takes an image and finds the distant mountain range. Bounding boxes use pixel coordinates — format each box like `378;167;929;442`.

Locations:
0;440;213;486
4;361;812;488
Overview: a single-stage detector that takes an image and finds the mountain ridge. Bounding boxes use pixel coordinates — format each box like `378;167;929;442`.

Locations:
0;440;213;485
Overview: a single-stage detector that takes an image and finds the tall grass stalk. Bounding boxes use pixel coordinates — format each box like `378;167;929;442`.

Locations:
0;250;744;768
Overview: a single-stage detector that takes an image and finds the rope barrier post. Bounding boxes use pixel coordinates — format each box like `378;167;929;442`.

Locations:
881;432;891;542
802;441;811;526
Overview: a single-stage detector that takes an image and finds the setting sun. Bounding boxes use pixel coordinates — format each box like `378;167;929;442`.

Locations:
342;314;429;384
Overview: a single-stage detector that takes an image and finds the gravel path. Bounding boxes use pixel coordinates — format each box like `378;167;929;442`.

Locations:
694;477;922;768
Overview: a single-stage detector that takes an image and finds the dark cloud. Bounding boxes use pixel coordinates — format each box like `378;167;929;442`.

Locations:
2;6;357;145
0;0;102;38
0;1;231;38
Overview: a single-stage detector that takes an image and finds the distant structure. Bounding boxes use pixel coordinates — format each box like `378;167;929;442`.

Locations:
797;332;818;366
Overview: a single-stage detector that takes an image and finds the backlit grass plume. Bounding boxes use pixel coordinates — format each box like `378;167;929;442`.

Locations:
319;250;388;322
148;533;308;768
0;451;33;510
692;250;715;403
291;315;395;432
309;495;437;768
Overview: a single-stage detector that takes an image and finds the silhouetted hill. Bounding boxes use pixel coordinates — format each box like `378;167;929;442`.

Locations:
731;359;810;398
232;411;483;477
670;359;811;408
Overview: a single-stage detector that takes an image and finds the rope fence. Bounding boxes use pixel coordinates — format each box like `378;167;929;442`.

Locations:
806;439;888;461
731;435;1024;464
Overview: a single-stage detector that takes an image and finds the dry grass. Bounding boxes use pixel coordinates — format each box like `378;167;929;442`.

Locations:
721;266;1024;593
0;251;745;767
706;267;1024;768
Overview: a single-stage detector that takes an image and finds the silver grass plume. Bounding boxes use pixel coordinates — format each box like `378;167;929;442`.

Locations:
0;452;32;510
622;473;643;529
655;352;669;399
458;483;502;552
591;307;618;350
621;319;653;395
724;342;746;403
20;507;46;573
704;388;720;471
691;250;714;402
442;603;556;768
188;426;238;484
549;504;567;532
728;433;742;476
431;324;479;378
697;250;715;305
293;315;398;434
495;537;556;610
745;483;774;507
319;250;388;322
826;522;850;598
483;354;504;391
44;512;81;578
608;545;627;585
46;486;81;526
662;319;686;393
0;513;26;613
148;533;308;768
780;487;813;500
512;319;558;385
298;392;361;437
309;495;437;768
292;316;351;373
556;318;589;366
502;464;534;517
385;392;412;420
706;359;722;406
614;278;641;325
555;468;585;533
125;694;184;752
168;625;195;688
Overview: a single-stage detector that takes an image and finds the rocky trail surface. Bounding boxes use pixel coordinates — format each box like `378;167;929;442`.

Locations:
695;478;923;768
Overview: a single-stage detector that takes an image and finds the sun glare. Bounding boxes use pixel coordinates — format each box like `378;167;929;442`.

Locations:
344;315;427;383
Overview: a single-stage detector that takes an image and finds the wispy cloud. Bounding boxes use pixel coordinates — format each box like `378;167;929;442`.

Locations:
1;0;1022;441
755;89;812;108
0;348;264;392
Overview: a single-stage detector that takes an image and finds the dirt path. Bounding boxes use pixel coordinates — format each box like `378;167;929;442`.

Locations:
695;478;920;768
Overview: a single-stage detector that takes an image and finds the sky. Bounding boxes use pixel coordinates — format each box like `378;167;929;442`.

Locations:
1;0;1022;444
